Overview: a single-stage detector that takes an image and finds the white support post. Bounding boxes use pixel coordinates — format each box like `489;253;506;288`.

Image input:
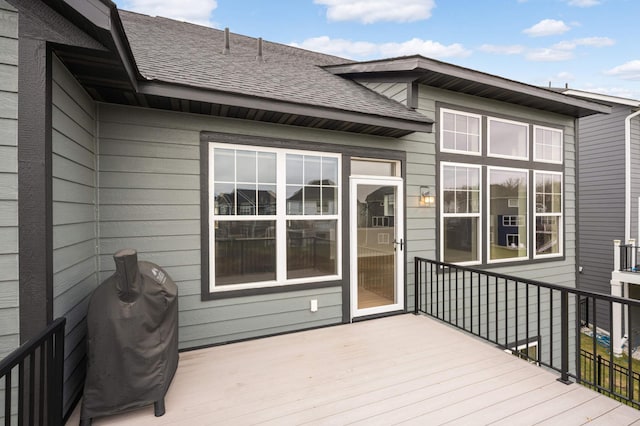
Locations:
630;238;636;269
613;240;624;356
612;278;625;357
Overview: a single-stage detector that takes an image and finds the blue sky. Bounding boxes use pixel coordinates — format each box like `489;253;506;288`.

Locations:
115;0;640;99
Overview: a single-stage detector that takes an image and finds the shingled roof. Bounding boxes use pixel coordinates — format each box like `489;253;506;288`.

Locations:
118;10;432;130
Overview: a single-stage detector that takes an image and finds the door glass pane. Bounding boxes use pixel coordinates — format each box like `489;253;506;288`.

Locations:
351;160;398;177
214;220;276;285
356;184;397;309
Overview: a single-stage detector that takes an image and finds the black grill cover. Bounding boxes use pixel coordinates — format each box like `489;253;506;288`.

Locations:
80;249;178;422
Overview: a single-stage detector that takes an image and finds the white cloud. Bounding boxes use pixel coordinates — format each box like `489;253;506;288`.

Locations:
574;37;615;47
290;36;378;58
290;36;470;60
118;0;217;27
523;19;571;37
566;0;601;7
552;37;614;50
526;48;574;61
605;60;640;80
314;0;436;24
479;44;525;55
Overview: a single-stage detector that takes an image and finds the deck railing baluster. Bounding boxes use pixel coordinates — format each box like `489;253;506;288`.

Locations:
413;257;640;408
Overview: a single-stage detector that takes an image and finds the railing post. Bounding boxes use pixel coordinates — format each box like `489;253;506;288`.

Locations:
630;239;636;268
414;258;419;315
558;289;571;384
614;239;621;272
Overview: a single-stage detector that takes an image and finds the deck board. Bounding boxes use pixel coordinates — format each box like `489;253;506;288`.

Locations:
66;314;640;425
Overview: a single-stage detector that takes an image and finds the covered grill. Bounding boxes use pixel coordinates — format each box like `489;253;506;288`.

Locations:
80;249;179;424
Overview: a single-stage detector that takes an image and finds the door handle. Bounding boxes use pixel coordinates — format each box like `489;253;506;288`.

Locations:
393;238;404;251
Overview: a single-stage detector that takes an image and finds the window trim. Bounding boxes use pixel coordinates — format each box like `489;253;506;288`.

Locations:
487;116;529;161
439;108;482;156
440;162;482;266
533;170;563;259
208;143;342;293
533;125;564;164
487;166;529;264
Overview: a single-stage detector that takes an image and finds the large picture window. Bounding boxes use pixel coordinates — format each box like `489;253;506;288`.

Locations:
439;107;564;266
489;167;528;262
209;144;340;291
441;163;481;264
488;117;528;160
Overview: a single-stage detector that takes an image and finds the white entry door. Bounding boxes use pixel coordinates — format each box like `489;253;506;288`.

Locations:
350;177;404;319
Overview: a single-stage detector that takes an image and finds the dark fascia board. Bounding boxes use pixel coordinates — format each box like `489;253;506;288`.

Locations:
325;55;612;117
45;0;140;91
139;80;434;134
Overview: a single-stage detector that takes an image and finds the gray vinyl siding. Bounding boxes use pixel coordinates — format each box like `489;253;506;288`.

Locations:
0;0;18;359
577;103;628;319
97;102;432;348
51;55;98;415
625;108;638;245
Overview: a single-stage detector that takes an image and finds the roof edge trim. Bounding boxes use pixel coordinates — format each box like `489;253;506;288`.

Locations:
326;56;611;117
138;81;434;134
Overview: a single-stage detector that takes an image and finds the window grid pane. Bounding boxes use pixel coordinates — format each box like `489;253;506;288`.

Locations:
441;110;481;154
535;127;563;163
535;172;562;256
442;163;481;263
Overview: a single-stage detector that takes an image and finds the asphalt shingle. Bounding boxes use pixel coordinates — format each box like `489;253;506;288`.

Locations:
119;10;430;124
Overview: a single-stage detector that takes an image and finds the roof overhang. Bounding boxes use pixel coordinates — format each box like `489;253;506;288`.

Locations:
325;56;612;118
562;89;640;108
38;1;432;138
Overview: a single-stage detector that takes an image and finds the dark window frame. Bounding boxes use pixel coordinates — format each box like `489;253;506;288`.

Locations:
436;103;566;268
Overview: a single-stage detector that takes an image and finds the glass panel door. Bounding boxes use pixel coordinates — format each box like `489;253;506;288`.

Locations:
350;177;404;318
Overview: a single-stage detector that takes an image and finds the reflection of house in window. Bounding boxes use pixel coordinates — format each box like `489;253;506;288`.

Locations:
364;187;395;228
286;180;336;215
215;189;277;216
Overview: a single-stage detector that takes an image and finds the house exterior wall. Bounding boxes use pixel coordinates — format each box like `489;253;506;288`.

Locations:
365;82;578;286
577;104;629;332
96;102;431;349
630;114;640;244
51;55;98;414
0;0;19;359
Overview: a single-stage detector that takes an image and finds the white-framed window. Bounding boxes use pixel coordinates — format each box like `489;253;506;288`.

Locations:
440;108;482;155
534;171;563;258
505;338;540;365
441;162;481;264
439;108;564;266
534;125;563;164
488;167;528;263
488;117;529;160
209;143;341;291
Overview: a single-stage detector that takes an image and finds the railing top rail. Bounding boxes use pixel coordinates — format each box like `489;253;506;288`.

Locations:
415;257;640;308
0;317;66;377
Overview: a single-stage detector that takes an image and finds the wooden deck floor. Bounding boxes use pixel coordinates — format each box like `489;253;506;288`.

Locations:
67;314;640;425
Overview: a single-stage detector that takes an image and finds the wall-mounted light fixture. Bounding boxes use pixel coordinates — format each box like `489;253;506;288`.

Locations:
420;186;435;207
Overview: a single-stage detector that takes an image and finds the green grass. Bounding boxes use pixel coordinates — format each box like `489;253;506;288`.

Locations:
579;332;640;408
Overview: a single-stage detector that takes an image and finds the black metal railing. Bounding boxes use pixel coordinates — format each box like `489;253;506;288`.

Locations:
580;349;640;406
414;257;640;407
619;244;640;272
0;317;66;426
